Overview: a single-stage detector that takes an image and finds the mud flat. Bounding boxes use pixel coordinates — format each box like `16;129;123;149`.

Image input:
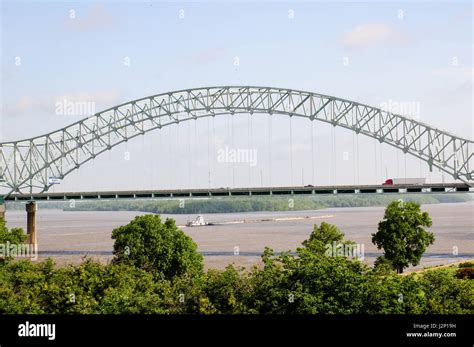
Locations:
5;202;473;272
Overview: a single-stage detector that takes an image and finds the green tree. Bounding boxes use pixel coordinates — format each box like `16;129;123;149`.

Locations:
299;221;357;259
112;215;203;279
418;268;474;314
0;218;27;244
372;200;434;273
200;265;252;314
299;222;345;255
248;246;371;314
247;248;294;314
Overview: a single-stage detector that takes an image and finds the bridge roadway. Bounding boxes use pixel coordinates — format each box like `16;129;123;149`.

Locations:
4;183;473;202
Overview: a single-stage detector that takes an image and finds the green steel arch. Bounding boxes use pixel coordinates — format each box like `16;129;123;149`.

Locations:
0;86;472;196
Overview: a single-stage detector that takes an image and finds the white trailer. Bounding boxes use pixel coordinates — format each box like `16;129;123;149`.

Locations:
383;178;426;185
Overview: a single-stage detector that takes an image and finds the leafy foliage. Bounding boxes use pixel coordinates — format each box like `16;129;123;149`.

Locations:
112;215;203;279
0;258;174;314
300;222;347;255
372;200;434;273
0;218;27;244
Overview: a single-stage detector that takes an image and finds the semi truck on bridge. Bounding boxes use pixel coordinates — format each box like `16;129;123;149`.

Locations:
382;178;426;185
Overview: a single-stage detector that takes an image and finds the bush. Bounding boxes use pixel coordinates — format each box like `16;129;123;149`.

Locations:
0;258;174;314
112;215;203;280
418;269;473;314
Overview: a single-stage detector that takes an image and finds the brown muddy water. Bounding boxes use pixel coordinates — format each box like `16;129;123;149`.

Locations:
5;202;474;272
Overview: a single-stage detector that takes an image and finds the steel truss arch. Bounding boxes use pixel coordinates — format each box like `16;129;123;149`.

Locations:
0;86;472;196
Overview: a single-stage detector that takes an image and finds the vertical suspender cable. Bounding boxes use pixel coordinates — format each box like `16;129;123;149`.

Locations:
334;127;337;185
352;131;356;185
227;114;231;187
142;127;145;190
168;127;172;188
158;126;162;189
125;139;130;190
374;139;378;183
404;152;407;179
213;117;217;188
147;124;155;189
194;119;197;187
150;127;154;189
191;119;198;188
167;126;172;188
380;142;383;181
331;126;336;185
290;117;293;186
356;134;360;185
207;117;210;189
176;122;180;189
187;121;191;188
311;121;315;184
231;114;235;188
268;116;272;186
420;157;422;178
396;149;399;178
419;138;423;179
248;114;251;186
396;123;400;178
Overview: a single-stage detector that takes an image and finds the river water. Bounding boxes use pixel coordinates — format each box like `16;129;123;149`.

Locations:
5;202;474;271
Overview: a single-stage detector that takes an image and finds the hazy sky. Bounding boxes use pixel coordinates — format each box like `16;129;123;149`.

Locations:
1;0;472;191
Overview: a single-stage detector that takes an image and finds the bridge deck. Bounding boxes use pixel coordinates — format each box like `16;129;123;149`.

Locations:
4;183;472;201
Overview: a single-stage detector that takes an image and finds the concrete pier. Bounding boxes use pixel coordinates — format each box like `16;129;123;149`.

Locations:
26;202;37;247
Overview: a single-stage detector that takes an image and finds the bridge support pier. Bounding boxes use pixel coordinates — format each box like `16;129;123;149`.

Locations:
0;195;5;220
26;202;37;247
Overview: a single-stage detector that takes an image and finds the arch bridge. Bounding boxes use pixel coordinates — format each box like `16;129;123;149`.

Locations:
1;86;472;198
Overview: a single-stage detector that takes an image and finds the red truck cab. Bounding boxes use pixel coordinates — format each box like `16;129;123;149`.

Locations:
382;179;393;185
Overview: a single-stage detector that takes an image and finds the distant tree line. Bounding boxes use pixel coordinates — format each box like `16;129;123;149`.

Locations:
5;194;471;213
53;194;472;214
